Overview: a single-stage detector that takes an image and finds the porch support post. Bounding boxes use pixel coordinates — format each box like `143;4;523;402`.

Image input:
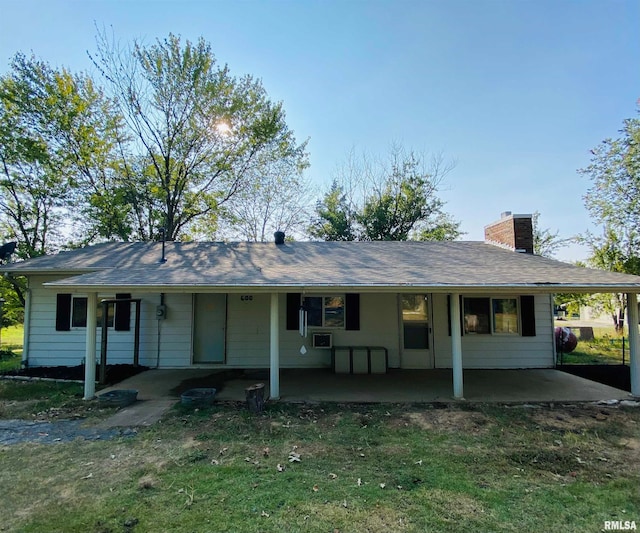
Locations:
627;292;639;397
450;293;464;399
270;292;280;400
84;292;98;400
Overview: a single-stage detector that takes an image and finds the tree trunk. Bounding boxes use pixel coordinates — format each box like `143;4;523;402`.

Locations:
245;383;265;413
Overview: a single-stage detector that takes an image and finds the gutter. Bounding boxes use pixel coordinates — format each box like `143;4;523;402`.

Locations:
39;282;640;295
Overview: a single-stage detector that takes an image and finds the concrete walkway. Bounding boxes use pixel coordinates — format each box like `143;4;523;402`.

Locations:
97;369;220;428
97;368;633;428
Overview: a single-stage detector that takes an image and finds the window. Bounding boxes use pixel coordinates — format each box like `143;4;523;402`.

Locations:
492;298;519;334
464;298;491;334
304;296;345;328
402;295;429;349
71;297;88;328
71;296;114;328
463;297;520;335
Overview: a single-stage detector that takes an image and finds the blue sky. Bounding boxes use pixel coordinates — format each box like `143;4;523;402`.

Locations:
1;0;638;260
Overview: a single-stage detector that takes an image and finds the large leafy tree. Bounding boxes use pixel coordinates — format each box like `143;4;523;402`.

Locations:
308;181;356;241
579;114;640;330
0;53;123;252
309;147;460;241
0;54;121;310
91;32;308;241
581;114;640;275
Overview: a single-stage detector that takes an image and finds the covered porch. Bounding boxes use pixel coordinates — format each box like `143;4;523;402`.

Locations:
97;367;634;426
107;367;632;404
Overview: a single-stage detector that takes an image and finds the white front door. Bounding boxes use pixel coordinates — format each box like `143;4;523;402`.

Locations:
193;294;226;363
400;294;433;369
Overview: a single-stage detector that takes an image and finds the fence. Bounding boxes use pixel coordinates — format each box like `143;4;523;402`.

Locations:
556;325;630;366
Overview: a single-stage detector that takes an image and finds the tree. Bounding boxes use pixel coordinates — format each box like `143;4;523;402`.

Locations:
582;228;638;331
309;146;460;241
581;114;640;273
579;114;640;331
0;53;124;253
91;32;308;241
217;162;314;242
308;181;356;241
532;211;572;258
0;54;73;258
0;53;122;314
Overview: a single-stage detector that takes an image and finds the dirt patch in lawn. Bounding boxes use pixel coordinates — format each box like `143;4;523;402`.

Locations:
530;404;633;433
400;409;493;434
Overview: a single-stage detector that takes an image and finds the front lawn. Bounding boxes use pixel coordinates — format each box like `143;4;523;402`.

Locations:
1;323;24;347
0;324;23;372
0;388;638;532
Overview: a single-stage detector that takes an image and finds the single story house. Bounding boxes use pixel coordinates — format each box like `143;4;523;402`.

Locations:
2;212;639;400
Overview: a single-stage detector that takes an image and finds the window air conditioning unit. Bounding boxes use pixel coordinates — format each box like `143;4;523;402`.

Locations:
312;333;333;349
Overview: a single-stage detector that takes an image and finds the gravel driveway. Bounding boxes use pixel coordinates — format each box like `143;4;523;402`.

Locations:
0;419;136;445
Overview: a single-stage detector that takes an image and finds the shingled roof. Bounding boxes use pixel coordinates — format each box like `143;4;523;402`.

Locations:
3;240;640;293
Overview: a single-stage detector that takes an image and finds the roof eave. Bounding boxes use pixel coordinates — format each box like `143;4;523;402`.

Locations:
1;267;105;276
41;281;640;294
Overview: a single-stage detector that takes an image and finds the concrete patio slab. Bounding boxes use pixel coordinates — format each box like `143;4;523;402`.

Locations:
217;368;631;404
96;368;632;427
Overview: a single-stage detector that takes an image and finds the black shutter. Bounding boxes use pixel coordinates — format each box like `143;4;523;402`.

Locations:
56;294;72;331
115;293;131;331
520;295;536;336
345;293;360;331
447;295;464;336
286;293;301;330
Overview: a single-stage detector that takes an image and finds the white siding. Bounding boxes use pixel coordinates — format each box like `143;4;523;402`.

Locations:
26;276;160;368
157;293;193;367
25;278;554;371
225;293;400;369
433;294;554;369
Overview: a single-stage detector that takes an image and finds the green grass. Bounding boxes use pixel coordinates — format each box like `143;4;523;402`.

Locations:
0;395;638;532
0;324;24;372
556;324;630;365
1;323;24;347
0;380;89;419
0;352;22;372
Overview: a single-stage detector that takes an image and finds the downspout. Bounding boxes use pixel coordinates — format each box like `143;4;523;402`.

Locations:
156;293;165;368
21;286;32;367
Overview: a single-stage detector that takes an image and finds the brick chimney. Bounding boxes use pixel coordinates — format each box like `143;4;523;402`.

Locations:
484;212;534;254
